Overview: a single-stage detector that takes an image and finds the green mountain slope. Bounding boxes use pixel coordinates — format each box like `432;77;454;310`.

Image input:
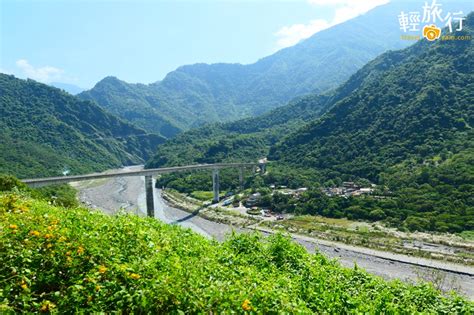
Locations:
147;9;474;170
0;74;165;178
80;1;431;133
270;15;474;182
77;77;181;138
145;94;330;167
148;13;474;233
264;14;474;232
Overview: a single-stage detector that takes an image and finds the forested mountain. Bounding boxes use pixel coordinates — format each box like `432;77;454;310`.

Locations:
265;14;474;232
77;77;181;138
151;12;473;173
149;13;474;232
0;74;165;178
270;14;474;183
145;94;330;167
79;1;424;134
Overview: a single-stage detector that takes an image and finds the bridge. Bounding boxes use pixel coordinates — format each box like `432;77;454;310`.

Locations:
22;162;265;217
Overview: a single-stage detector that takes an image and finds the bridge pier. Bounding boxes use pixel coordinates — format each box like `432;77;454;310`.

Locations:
145;175;154;217
212;168;219;203
239;166;244;191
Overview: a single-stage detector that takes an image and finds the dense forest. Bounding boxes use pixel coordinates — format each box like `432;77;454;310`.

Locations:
0;74;165;178
151;14;474;233
146;94;331;167
1;179;472;312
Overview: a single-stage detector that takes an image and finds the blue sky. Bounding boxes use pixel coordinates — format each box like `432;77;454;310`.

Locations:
1;0;389;88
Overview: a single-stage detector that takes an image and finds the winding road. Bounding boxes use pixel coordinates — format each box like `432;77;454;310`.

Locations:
73;166;474;299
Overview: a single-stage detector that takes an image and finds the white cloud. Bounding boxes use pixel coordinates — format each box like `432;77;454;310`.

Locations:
275;0;390;48
15;59;64;83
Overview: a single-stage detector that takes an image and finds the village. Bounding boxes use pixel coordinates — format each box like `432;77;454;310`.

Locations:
210;181;378;221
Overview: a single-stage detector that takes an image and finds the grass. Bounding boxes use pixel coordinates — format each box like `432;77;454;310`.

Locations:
459;231;474;241
287;215;355;228
1;192;473;313
190;190;225;201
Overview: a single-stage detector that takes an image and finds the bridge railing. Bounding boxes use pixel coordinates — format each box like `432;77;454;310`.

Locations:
21;163;259;187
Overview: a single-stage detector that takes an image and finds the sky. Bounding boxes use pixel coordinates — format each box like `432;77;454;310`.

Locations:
0;0;389;89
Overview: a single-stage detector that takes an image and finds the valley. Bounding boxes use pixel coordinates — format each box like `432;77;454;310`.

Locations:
2;0;473;311
72;166;474;298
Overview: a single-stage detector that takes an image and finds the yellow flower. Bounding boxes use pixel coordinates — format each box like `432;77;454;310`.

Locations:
20;283;28;290
29;230;40;237
47;225;54;231
98;265;107;274
44;233;53;239
9;224;18;229
242;299;252;311
51;219;59;225
40;300;56;312
46;243;53;249
66;256;72;263
129;273;141;280
95;285;101;291
18;205;29;212
58;236;67;242
77;246;85;254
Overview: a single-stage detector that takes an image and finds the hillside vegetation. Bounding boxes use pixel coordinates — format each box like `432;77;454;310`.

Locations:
0;74;165;178
1;187;473;313
148;14;474;233
268;14;474;232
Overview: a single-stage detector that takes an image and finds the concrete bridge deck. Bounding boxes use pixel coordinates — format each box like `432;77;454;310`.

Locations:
22;163;258;187
21;162;263;217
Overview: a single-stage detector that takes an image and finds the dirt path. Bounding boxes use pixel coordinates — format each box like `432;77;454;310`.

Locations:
73;166;474;299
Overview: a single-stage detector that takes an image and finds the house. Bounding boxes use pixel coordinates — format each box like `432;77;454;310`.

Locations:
359;188;374;194
342;182;358;189
245;192;261;207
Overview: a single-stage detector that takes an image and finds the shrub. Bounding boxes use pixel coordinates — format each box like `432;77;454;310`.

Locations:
0;174;27;192
0;192;472;313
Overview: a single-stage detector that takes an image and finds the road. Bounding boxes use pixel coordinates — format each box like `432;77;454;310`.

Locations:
73;166;474;299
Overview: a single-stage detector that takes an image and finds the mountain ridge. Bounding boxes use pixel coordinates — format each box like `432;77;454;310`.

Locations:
79;1;424;134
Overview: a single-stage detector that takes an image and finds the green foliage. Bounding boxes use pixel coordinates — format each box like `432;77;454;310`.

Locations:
1;192;472;313
151;14;474;233
78;77;181;137
0;174;27;192
31;185;79;208
0;74;165;178
156;169;248;194
190;190;214;201
146;95;330;168
0;174;77;208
